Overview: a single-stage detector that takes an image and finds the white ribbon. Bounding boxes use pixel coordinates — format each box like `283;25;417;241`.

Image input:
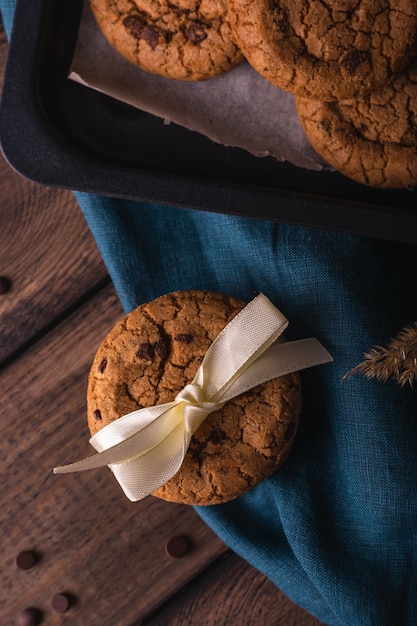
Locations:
54;294;333;501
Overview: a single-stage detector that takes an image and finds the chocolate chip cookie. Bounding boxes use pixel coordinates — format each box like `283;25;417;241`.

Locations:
228;0;417;100
295;58;417;188
89;0;243;81
88;290;301;505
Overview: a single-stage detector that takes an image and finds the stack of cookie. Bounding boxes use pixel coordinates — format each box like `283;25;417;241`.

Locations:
89;0;417;188
227;0;417;188
87;291;301;505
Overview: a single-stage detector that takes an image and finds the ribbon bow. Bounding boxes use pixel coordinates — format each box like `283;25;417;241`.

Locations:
54;294;332;501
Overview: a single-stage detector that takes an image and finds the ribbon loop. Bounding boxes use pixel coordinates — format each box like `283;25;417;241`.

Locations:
54;294;333;501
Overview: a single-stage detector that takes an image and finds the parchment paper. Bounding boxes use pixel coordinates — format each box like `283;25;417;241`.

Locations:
70;2;328;171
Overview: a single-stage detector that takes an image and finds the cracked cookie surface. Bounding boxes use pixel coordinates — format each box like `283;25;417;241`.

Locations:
88;290;301;505
227;0;417;100
295;59;417;188
89;0;243;80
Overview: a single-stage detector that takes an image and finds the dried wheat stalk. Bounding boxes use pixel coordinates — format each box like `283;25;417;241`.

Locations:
344;322;417;387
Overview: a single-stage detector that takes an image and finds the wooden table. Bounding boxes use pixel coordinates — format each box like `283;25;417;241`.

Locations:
0;19;324;625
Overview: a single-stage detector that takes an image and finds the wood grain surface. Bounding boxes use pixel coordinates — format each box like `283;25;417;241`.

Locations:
0;16;324;626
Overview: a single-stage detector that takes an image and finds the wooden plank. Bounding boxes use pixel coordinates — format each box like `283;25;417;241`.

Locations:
146;552;325;626
0;29;109;365
0;152;109;364
0;283;228;625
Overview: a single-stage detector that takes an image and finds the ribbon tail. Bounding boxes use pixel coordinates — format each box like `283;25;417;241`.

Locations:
221;338;333;402
54;449;119;474
54;401;185;474
111;422;190;501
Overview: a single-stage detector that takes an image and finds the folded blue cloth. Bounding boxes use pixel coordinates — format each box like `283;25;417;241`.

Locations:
2;5;417;625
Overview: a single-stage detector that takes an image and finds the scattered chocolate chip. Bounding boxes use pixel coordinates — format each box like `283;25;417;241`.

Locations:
17;608;42;626
184;20;207;44
98;358;108;373
340;49;368;75
136;342;154;361
141;25;159;49
93;409;102;420
15;550;36;570
51;593;70;614
154;335;170;360
164;535;190;559
0;276;12;294
174;333;194;343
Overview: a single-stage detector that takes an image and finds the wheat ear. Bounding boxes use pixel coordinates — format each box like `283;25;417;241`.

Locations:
343;322;417;387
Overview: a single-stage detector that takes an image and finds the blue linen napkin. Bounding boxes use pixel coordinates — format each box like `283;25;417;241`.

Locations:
2;6;417;625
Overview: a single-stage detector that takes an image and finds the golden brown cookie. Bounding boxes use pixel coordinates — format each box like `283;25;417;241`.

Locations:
87;290;301;505
295;59;417;188
89;0;243;81
227;0;417;101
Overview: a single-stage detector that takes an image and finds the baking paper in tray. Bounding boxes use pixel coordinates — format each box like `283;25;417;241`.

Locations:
69;2;328;172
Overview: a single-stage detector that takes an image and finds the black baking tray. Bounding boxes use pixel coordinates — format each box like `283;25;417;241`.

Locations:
1;0;417;242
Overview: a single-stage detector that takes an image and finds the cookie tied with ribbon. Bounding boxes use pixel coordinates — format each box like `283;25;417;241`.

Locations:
54;291;332;504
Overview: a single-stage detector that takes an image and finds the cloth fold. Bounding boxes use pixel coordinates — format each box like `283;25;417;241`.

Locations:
2;5;417;624
76;196;417;626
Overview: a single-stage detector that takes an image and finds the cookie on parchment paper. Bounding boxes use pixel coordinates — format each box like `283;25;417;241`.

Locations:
89;0;243;81
295;59;417;189
87;290;301;505
227;0;417;101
